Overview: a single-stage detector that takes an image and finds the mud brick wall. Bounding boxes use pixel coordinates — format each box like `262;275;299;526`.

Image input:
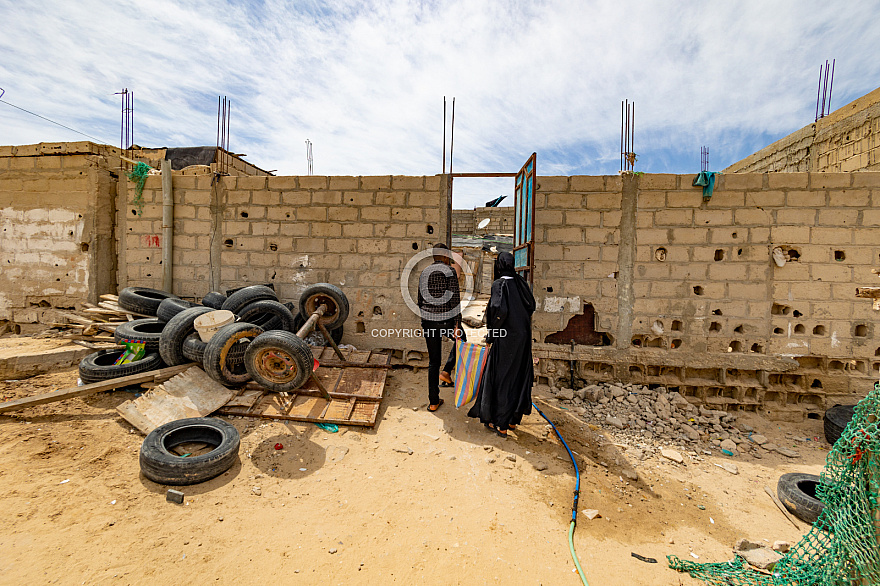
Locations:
532;171;880;419
119;174;445;348
726;86;880;174
0;143;118;322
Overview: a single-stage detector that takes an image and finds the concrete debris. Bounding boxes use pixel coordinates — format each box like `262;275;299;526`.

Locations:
166;489;184;504
660;448;684;464
533;461;548;472
774;446;800;458
735;538;783;570
750;434;769;445
583;509;601;520
772;541;790;553
252;486;262;496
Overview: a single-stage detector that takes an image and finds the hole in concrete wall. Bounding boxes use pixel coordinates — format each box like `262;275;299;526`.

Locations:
807;412;821;420
68;231;74;236
771;303;791;316
829;360;845;370
356;321;365;333
645;337;663;348
224;239;233;248
813;325;826;336
131;209;137;215
834;250;845;261
545;286;553;293
629;365;643;376
240;211;249;218
737;248;743;256
80;243;89;252
671;339;682;349
773;327;784;334
709;322;721;332
268;243;278;251
875;347;880;356
728;341;742;352
734;325;744;334
731;232;738;238
811;379;823;389
373;306;383;316
56;278;60;281
545;304;610;346
712;309;723;316
750;343;763;353
787;249;800;261
794;324;805;334
792;310;803;318
286;213;291;218
874;362;880;374
714;249;725;261
693;286;703;295
671;320;682;331
357;311;364;317
652;320;664;334
855;324;868;337
426;225;434;234
631;337;643;347
411;242;419;250
654;247;667;261
848;360;867;373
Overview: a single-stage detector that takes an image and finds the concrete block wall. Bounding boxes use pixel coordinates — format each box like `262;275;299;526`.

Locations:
120;174;445;347
532;171;880;414
451;206;514;234
0;144;118;321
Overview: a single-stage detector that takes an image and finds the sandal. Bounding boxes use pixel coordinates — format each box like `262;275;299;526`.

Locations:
439;372;453;385
428;399;444;412
485;423;507;438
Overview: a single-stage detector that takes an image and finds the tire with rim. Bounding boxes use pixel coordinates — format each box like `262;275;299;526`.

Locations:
79;349;163;384
237;299;295;332
293;312;343;344
139;417;240;485
203;322;264;386
114;318;165;351
823;404;855;446
202;291;227;310
777;472;825;524
159;306;213;366
182;332;207;364
298;283;349;330
118;287;179;316
157;298;199;323
221;285;278;315
244;330;314;392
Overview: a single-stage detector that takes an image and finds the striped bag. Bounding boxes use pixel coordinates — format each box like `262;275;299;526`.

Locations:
453;342;489;408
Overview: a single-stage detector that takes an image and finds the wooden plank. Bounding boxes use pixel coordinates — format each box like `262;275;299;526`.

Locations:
0;363;195;414
116;367;236;434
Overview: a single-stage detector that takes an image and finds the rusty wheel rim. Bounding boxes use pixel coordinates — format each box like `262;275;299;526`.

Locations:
253;348;300;384
304;294;339;326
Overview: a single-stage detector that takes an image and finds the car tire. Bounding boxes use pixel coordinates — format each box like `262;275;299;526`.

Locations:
298;283;349;330
156;298;199;323
777;472;825;524
159;306;213;366
823;404;855;447
118;287;179;316
139;417;240;485
203;322;264;386
182;332;207;364
113;318;165;351
202;291;227;310
79;349;163;384
221;285;278;314
237;299;295;332
244;330;314;392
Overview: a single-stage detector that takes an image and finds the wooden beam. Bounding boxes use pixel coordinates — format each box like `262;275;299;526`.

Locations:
0;364;195;414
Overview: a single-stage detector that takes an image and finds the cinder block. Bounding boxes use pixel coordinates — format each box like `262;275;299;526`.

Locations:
810;173;851;189
296;207;326;221
537;176;569;192
570;176;605;191
267;176;297;190
605;176;622;191
280;191;310;205
635;228;669;245
237;176;266;190
669;227;708;244
654;209;693;226
546;193;583;208
311;191;342;205
810;227;854;245
342;224;373;238
828;189;869;207
789;281;831;300
639;174;677;190
721;174;762;190
250;190;280;206
585;192;620;209
666;190;703;208
862;209;880;226
328;207;358;222
562;245;600;261
360;206;391;221
650;281;684;297
706;190;746;208
536;210;563;224
183;190;211;206
636;213;653;228
817;209;859;226
327;176;357;190
786;190;825;207
776;208;816;225
811;264;852;282
547;227;583;243
637;191;666;209
636;263;670;280
425;175;441;191
565;210;600;226
733;208;771;226
424;208;440;223
267;207;294;222
851;172;880;187
251;223;280;236
326;238;358;254
768;172;809;189
746;190;785;207
708;263;748;281
358;240;388;254
375;191;407;206
378;224;407;238
391;176;424;190
299;176;328;189
770;225;810;243
344;192;373;206
294;238;326;253
391;208;422;222
602;211;621;227
311;222;341;238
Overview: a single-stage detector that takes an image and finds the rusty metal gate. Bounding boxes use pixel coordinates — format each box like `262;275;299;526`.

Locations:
513;153;536;285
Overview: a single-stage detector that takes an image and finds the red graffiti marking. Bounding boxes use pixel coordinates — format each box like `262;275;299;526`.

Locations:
143;235;161;248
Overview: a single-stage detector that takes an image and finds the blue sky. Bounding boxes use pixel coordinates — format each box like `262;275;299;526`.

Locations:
1;0;879;209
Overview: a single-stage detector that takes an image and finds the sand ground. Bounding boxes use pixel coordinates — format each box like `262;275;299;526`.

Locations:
0;357;829;585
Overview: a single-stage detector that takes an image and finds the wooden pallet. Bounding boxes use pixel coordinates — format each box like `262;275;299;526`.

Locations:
216;347;391;427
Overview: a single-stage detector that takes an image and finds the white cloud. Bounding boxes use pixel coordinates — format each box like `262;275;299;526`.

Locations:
1;0;878;208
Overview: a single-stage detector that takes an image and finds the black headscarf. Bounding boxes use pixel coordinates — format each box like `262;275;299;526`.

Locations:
494;252;536;314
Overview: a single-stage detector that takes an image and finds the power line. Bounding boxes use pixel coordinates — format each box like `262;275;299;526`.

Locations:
0;91;109;144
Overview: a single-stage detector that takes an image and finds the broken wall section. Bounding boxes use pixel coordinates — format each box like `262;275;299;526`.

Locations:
0;143;118;322
532;171;880;417
120;174;444;349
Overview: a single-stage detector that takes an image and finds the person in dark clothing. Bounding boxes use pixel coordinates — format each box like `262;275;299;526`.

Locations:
418;243;462;411
468;251;536;437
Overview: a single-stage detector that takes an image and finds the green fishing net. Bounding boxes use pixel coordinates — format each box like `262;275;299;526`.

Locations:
670;382;880;585
126;162;152;216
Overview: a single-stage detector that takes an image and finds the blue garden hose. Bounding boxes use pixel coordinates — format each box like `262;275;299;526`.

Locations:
532;401;589;586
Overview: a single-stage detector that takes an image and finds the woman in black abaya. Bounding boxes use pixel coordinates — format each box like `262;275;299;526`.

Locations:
468;251;536;437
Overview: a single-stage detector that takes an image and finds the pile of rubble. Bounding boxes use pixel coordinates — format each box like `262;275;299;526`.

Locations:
543;382;802;460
